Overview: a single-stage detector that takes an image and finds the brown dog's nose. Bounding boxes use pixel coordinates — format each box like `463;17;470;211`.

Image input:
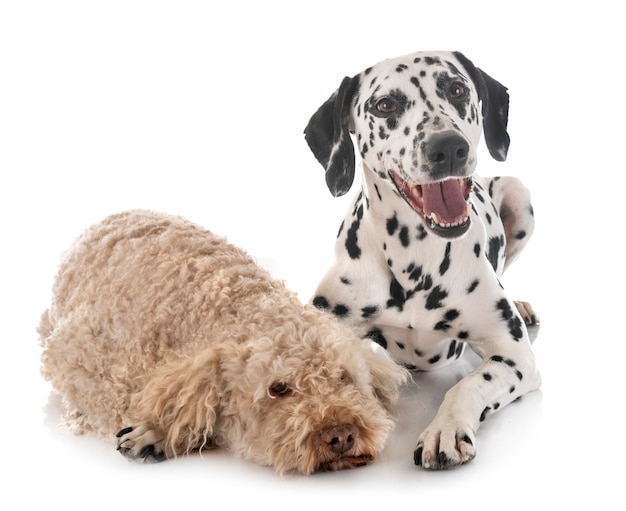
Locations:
320;425;356;454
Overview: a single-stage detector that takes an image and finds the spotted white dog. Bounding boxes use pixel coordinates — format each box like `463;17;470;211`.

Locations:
304;50;541;469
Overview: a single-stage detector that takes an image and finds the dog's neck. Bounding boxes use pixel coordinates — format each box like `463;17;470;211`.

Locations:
360;164;421;227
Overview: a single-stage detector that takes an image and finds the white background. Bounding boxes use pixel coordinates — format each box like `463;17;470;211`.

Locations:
1;1;623;508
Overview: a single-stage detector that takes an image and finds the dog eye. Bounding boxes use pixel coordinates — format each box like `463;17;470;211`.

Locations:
375;97;397;114
449;82;466;99
269;382;292;397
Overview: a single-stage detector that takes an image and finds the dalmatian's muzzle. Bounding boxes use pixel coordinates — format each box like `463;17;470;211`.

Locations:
389;131;474;238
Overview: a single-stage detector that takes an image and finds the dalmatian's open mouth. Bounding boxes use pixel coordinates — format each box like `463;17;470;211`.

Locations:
389;171;472;238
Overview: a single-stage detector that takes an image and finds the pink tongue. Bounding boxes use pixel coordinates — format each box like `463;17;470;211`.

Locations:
422;180;467;223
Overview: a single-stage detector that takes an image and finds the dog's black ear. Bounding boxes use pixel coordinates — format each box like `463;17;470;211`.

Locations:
454;51;510;161
304;75;360;196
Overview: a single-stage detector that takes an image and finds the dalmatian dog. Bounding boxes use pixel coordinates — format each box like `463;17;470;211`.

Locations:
304;50;541;470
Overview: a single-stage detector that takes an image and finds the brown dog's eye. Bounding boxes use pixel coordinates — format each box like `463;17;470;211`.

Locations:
339;370;352;384
449;82;466;99
376;97;397;114
269;382;292;397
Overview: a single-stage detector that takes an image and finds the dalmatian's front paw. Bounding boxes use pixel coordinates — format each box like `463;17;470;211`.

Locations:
116;426;167;463
413;423;476;470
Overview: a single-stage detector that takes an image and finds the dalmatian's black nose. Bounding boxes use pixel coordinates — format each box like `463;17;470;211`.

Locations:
426;132;469;179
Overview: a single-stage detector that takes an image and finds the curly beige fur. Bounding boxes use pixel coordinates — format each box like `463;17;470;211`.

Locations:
38;210;407;474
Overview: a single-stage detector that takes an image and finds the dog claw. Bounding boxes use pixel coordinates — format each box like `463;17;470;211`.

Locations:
414;429;476;470
116;425;167;463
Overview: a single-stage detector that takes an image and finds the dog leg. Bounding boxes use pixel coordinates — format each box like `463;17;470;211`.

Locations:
414;333;541;469
487;176;535;271
117;347;221;462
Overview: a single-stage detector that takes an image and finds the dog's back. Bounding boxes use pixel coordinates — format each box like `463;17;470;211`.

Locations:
37;209;273;435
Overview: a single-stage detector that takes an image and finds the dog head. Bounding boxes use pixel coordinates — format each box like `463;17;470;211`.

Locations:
304;50;510;239
220;306;408;475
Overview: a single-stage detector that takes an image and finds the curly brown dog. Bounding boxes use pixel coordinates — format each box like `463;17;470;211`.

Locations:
38;210;407;474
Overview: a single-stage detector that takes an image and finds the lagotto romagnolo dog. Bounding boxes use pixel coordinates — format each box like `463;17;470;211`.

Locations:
304;50;542;469
38;210;408;474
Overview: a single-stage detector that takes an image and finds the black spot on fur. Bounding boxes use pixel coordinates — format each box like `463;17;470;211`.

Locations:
340;276;351;285
366;328;387;349
428;353;441;364
413;272;433;292
467;279;479;293
332;304;350;318
312;296;329;310
480;406;490;422
474;243;481;258
345;204;364;260
483;372;492;381
495;299;524;341
434;309;460;331
439;242;451;276
416;224;428;240
491;355;516;367
425;285;447;310
361;305;379;318
386;214;399;235
486;235;504;271
387;278;407;310
399;225;410;247
408;265;423;282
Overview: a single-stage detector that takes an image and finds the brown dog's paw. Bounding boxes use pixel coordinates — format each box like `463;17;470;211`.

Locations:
116;426;167;463
514;300;539;327
514;300;540;343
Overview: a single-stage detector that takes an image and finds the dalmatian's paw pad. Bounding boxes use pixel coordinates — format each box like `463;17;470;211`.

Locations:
414;428;476;470
116;425;167;463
